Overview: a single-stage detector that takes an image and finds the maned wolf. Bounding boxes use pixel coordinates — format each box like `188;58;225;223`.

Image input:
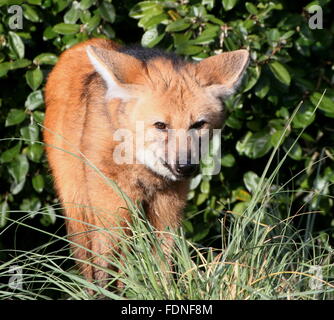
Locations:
44;38;249;288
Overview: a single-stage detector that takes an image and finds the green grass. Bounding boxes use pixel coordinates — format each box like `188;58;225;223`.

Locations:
0;95;333;300
0;190;333;300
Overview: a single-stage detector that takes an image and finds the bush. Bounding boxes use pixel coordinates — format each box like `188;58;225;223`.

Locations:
0;0;333;257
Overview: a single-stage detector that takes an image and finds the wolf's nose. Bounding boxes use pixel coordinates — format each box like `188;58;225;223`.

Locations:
175;163;198;176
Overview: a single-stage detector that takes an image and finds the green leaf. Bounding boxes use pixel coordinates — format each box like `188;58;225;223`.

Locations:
0;59;31;77
80;9;91;23
266;28;280;42
5;108;26;127
27;143;44;162
232;201;248;214
22;4;41;22
254;76;270;99
176;44;203;56
245;2;258;14
43;26;58;40
292;102;316;128
138;13;168;29
25;90;44;110
102;24;115;38
33;111;45;123
53;23;80;35
206;15;224;25
141;28;164;48
270;129;288;147
281;30;295;40
232;188;251;202
221;153;235;167
190;174;202;190
222;0;238;11
11;179;26;195
129;1;163;19
8;31;25;59
40;205;56;226
310;92;334;114
202;0;215;10
20;197;41;218
53;0;71;13
0;201;9;228
25;68;43;90
99;1;115;23
243;66;261;92
269;61;291;86
166;19;191;32
226;113;242;129
33;53;58;65
283;138;303;161
41;0;52;8
64;5;81;24
324;167;334;184
190;5;207;18
172;31;193;47
0;0;24;5
182;220;193;233
243;171;260;194
10;59;31;70
190;24;220;45
0;62;10;77
276;107;289;119
301;132;315;143
8;154;29;185
200;180;210;194
80;0;94;10
0;143;21;163
27;0;42;4
85;14;101;32
196;193;208;206
32;174;44;193
236;130;272;159
20;123;39;143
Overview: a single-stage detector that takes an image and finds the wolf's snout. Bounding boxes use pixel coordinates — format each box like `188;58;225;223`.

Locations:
175;162;199;177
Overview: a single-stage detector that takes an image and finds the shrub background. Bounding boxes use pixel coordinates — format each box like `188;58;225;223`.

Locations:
0;0;333;253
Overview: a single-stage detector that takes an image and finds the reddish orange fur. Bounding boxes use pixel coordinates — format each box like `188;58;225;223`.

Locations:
44;38;248;288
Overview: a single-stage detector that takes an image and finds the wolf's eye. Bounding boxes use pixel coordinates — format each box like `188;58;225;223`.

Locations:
154;122;167;130
190;120;207;130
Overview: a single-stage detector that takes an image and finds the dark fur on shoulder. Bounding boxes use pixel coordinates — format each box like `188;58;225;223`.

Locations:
118;44;186;68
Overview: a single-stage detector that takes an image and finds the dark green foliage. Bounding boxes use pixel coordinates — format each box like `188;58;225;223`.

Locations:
0;0;333;244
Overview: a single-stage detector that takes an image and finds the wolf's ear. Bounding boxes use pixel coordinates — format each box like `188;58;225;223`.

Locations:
196;49;249;99
86;45;143;100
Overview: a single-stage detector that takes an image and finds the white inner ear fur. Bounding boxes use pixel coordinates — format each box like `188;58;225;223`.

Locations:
86;46;132;101
204;50;250;99
205;84;236;100
207;65;249;99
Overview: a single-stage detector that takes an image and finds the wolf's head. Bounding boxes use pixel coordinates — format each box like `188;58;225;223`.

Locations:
86;45;249;181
